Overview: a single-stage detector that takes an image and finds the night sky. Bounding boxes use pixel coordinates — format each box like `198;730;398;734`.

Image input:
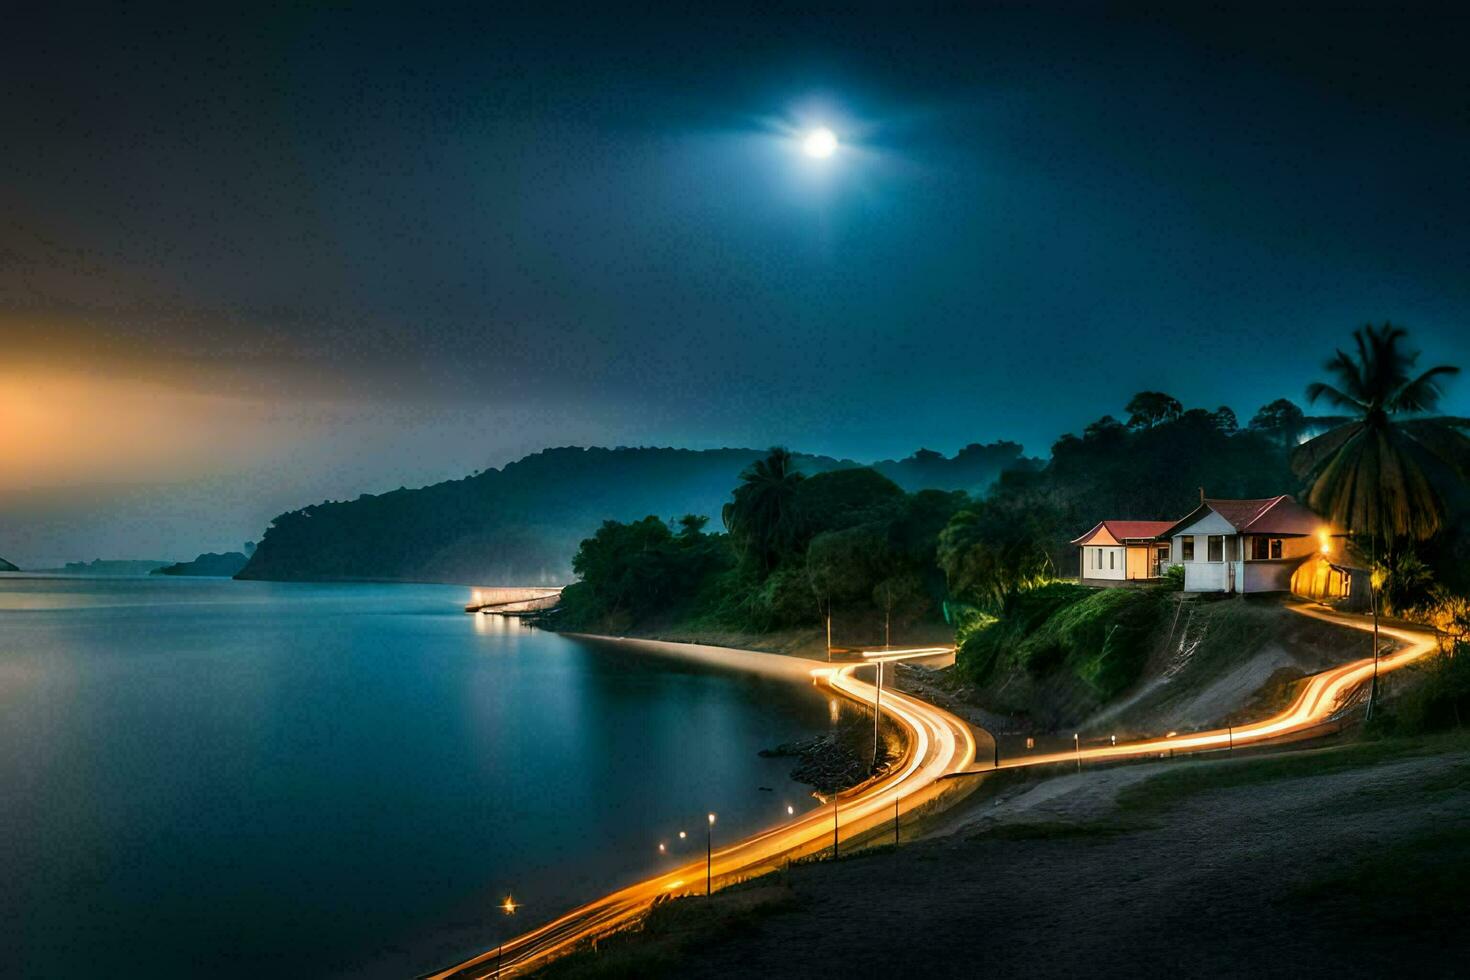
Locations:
3;3;1468;564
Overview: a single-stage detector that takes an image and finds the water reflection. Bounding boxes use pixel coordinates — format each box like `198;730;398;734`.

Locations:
0;579;832;979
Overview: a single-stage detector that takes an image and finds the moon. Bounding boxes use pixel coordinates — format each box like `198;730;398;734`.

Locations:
802;127;838;158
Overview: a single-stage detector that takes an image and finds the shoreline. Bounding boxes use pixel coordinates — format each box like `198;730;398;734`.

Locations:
435;605;1439;978
426;635;982;979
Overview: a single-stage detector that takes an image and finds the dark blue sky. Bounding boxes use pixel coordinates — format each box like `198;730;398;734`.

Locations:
3;3;1468;562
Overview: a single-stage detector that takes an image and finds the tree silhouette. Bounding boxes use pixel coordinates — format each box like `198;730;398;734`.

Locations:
1293;323;1469;541
722;447;806;571
1125;391;1184;429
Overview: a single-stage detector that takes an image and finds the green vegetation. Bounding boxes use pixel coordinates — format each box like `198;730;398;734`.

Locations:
1291;824;1470;935
1111;738;1462;819
547;457;970;635
1371;641;1470;735
1294;322;1467;542
956;583;1169;705
240;444;1031;585
533;885;795;980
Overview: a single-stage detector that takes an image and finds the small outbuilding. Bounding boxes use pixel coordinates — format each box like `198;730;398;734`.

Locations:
1071;520;1177;586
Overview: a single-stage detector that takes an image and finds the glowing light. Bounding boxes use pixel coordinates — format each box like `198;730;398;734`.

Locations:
501;896;518;915
786;805;795;815
707;812;717;826
1318;529;1332;555
802;127;838;158
434;610;1439;980
678;831;686;840
861;646;954;659
658;842;666;853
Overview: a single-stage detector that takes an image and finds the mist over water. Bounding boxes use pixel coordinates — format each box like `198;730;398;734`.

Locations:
0;577;833;977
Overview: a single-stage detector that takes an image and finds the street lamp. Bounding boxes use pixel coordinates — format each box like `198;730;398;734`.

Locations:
496;895;518;979
706;812;717;896
872;658;883;770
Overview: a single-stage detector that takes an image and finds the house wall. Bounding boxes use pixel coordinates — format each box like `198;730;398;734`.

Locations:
1174;511;1236;592
1239;535;1319;593
1080;545;1127;581
1291;555;1371;610
1125;544;1153;579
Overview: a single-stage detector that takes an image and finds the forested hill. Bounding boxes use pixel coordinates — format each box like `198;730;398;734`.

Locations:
238;443;1035;584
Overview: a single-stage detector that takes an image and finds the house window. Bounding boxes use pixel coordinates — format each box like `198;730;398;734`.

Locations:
1250;537;1284;560
1207;535;1224;562
1181;536;1195;561
1109;551;1116;570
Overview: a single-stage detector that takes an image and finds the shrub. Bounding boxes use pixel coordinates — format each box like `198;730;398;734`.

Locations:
956;583;1166;700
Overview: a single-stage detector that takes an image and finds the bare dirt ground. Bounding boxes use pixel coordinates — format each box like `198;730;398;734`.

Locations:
547;736;1470;979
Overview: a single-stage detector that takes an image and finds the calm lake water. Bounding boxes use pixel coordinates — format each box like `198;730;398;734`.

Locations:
0;576;834;977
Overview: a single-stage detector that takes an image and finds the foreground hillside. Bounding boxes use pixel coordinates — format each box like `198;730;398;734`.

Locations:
534;735;1470;979
238;444;1031;585
952;590;1362;732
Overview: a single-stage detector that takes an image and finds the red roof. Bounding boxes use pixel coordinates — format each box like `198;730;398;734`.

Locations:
1164;495;1327;537
1070;520;1176;545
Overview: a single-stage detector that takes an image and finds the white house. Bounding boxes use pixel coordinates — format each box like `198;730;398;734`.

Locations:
1071;520;1177;585
1162;495;1330;594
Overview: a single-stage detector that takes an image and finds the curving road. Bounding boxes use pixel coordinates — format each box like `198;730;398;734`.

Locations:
986;604;1437;772
425;646;977;980
427;603;1437;979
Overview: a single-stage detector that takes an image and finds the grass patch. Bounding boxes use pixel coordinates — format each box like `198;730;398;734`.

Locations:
971;820;1128;842
1290;825;1470;934
531;884;795;980
958;583;1168;700
1113;732;1470;819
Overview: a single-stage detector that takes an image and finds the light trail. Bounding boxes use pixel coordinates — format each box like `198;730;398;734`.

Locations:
977;604;1437;772
426;646;976;980
427;603;1437;979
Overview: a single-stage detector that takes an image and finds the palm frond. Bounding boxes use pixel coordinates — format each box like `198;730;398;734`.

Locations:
1292;422;1364;479
1391;364;1460;414
1398;418;1470;485
1304;381;1366;413
1322;348;1366;403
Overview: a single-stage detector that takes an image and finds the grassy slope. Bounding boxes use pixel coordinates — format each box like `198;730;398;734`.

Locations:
956;583;1170;725
956;587;1366;733
530;732;1470;979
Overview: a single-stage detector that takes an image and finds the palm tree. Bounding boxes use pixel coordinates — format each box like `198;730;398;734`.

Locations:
1293;323;1468;541
1292;323;1470;718
722;447;805;572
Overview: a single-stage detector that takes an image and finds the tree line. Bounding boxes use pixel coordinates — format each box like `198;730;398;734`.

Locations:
551;324;1470;649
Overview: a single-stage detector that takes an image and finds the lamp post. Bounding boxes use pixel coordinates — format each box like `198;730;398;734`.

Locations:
872;659;883;770
832;799;839;858
706;812;716;896
496;895;518;979
1073;732;1081;773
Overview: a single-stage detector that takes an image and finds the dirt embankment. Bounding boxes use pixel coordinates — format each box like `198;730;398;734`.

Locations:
931;594;1375;739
